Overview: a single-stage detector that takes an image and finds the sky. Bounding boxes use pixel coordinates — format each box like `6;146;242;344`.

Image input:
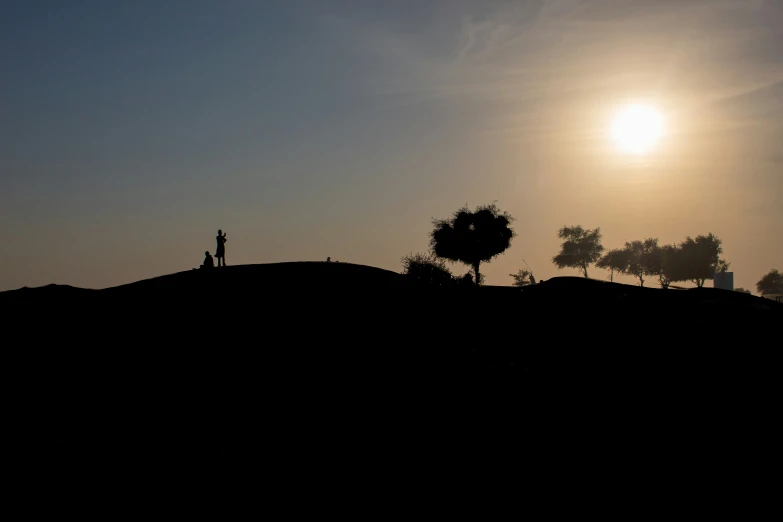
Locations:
1;0;781;291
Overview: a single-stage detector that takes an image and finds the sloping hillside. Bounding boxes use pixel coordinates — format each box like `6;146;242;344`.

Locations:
4;262;781;482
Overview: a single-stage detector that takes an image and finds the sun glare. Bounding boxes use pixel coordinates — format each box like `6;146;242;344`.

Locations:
611;104;664;155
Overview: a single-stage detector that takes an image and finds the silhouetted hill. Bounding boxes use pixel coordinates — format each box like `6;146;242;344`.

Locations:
0;283;96;305
4;262;780;484
108;261;411;293
5;261;779;312
0;262;411;303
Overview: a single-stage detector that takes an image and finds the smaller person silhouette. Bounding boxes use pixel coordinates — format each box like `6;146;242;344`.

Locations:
216;230;227;267
201;251;214;269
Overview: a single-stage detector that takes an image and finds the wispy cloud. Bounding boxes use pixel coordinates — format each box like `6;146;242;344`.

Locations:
711;80;783;122
324;2;779;93
316;0;782;148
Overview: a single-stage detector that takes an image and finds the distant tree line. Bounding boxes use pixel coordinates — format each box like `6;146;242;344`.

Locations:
399;203;780;293
550;225;729;288
547;225;780;294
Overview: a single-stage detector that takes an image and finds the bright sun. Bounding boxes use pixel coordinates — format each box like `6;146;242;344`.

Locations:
611;104;664;155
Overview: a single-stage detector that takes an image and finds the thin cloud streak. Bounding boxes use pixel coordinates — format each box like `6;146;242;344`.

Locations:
331;1;782;113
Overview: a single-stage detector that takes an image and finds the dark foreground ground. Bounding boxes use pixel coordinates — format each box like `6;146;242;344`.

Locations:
4;262;781;495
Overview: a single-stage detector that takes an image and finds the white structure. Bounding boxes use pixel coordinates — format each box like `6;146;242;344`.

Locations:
713;272;734;291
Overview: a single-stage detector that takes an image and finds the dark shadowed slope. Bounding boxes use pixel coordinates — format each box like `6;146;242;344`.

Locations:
4;262;781;486
0;262;409;301
0;262;414;306
4;261;780;313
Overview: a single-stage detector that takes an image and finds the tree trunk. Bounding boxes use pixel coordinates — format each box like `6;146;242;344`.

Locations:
474;262;481;286
583;264;589;278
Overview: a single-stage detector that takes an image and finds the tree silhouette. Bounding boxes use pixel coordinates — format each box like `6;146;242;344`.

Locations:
735;287;752;295
756;269;783;296
678;233;728;287
596;248;629;282
551;226;604;278
430;203;515;286
645;242;681;289
620;239;659;287
509;269;535;287
401;252;453;286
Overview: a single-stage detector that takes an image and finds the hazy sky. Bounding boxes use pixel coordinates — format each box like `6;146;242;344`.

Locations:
2;0;781;291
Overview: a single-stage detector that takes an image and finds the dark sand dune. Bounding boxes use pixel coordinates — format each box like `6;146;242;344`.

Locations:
4;262;780;481
1;262;410;303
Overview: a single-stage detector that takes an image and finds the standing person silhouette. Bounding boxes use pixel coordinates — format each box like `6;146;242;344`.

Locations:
216;230;227;267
